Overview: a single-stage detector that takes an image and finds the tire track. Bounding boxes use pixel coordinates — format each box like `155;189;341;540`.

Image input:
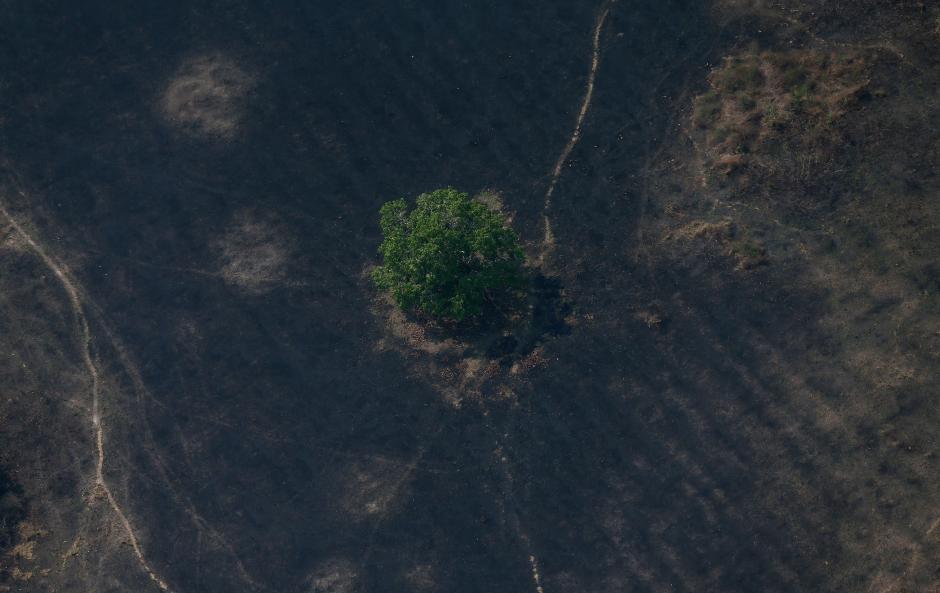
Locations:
0;200;176;593
540;0;616;261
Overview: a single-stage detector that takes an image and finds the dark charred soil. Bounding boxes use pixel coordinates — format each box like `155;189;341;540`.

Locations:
1;1;939;593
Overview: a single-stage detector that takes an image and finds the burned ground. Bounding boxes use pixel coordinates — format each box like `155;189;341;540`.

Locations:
1;1;939;592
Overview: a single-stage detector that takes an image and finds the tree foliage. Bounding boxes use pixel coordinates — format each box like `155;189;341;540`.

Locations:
373;188;526;321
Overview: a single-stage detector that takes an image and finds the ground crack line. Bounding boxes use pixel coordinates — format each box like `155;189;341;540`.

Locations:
0;202;176;593
541;0;616;260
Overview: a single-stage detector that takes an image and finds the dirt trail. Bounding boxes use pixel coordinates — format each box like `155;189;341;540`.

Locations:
383;5;621;587
82;301;264;591
540;0;615;261
501;4;618;590
492;441;546;593
0;200;175;593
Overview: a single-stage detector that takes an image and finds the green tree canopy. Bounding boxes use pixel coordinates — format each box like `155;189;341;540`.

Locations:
373;188;526;321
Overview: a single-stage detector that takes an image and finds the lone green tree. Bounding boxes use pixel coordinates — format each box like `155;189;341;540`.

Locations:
373;188;526;321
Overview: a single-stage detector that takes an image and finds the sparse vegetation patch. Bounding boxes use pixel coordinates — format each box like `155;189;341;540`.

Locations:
692;49;870;180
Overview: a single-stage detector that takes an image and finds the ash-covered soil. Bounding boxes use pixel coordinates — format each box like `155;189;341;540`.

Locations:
1;1;940;592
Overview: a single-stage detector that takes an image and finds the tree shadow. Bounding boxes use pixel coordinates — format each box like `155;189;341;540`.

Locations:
412;270;572;366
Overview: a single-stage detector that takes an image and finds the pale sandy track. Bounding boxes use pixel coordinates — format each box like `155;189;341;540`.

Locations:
541;0;616;260
492;442;546;593
515;2;617;590
82;301;264;591
0;200;176;593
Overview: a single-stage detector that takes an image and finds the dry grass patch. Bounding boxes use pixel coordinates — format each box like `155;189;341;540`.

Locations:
664;218;769;270
693;49;870;183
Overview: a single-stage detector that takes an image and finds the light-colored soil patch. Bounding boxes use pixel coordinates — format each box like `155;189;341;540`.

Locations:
337;457;410;521
161;53;255;140
214;209;292;294
304;558;360;593
403;563;436;591
371;294;493;407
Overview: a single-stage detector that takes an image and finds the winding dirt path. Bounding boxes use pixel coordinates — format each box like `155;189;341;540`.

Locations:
502;3;618;591
540;0;616;260
491;441;547;593
0;201;175;593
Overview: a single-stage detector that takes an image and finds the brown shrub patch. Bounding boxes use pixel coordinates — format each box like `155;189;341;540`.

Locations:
692;49;870;183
